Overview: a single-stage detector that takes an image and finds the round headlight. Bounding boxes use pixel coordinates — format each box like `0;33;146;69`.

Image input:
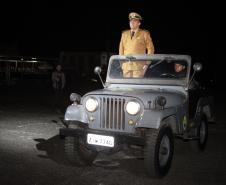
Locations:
85;97;98;112
126;101;141;115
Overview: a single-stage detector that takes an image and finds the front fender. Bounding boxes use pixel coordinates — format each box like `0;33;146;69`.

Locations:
136;107;176;129
64;104;89;123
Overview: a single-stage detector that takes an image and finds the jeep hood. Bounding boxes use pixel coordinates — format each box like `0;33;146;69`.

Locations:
84;88;186;108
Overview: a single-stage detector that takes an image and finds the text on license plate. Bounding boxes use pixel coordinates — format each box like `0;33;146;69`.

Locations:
87;133;114;147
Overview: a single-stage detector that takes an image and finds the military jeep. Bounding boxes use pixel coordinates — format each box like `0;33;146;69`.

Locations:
60;54;214;178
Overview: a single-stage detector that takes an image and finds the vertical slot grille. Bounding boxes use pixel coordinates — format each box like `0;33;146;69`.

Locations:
100;97;125;131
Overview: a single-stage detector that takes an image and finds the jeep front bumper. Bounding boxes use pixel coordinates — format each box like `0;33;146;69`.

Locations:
59;125;145;147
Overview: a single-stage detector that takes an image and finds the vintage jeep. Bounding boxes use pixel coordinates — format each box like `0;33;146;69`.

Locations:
60;54;214;178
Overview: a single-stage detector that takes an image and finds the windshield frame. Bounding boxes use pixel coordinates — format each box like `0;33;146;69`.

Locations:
106;54;191;87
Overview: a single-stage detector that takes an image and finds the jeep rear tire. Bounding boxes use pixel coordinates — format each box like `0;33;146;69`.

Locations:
144;127;174;178
64;136;97;166
197;115;208;151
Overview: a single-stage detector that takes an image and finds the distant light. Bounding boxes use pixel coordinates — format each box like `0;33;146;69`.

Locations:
27;60;38;63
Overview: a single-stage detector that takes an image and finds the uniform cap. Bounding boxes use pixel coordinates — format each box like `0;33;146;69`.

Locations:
129;12;142;21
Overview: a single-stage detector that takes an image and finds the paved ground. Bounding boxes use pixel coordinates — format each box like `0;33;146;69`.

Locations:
0;84;225;185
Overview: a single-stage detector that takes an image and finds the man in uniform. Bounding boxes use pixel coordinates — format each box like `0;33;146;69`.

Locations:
119;12;155;78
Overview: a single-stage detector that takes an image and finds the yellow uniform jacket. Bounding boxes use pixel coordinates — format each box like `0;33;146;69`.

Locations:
119;29;155;77
119;29;154;55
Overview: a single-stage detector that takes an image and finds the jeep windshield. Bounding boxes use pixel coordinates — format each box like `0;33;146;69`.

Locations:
106;54;191;87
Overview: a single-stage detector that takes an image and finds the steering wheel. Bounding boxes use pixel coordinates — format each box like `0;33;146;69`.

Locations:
159;73;176;78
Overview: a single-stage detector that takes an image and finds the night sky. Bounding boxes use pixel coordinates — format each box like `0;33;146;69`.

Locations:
0;1;224;68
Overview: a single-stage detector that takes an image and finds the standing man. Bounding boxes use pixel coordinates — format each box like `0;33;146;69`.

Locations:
119;12;155;77
51;64;66;113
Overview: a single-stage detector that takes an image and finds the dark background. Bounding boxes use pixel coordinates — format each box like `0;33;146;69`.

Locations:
0;1;224;89
0;3;225;184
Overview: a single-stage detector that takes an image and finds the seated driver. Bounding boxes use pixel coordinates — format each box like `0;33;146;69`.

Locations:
174;62;186;78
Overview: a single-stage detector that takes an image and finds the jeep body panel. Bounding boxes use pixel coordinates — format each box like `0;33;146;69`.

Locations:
61;54;214;178
63;54;213;138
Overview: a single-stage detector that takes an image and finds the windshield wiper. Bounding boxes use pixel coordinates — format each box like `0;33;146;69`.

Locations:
148;59;164;69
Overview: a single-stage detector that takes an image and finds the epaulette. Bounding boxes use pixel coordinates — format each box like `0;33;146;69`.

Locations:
122;29;129;34
142;29;150;33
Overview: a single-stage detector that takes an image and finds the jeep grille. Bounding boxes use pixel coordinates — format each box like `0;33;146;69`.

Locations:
99;97;125;131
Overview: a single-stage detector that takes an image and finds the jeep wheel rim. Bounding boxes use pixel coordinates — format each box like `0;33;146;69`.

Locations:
200;121;206;144
159;135;170;167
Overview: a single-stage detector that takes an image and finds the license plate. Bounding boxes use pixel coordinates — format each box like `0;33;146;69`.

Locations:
87;133;114;147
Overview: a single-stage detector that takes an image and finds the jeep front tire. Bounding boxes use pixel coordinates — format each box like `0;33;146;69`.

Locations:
64;136;97;166
144;127;174;178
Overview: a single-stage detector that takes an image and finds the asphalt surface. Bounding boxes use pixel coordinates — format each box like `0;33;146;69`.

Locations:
0;83;225;185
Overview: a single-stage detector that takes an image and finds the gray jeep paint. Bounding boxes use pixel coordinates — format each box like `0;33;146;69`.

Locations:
63;54;213;136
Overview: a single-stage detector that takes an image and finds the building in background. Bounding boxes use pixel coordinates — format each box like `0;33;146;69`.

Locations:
0;56;57;86
59;51;115;82
0;51;116;88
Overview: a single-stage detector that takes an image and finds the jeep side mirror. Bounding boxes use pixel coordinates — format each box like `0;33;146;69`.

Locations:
94;66;105;88
94;66;102;75
187;62;202;90
193;63;202;72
